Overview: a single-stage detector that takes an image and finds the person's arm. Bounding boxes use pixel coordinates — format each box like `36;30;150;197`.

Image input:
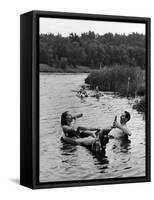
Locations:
72;113;83;120
113;122;132;136
77;126;99;131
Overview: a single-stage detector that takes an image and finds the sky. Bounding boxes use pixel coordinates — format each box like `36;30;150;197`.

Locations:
40;17;145;36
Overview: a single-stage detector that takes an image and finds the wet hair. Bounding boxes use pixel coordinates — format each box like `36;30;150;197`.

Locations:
61;111;69;126
125;111;131;122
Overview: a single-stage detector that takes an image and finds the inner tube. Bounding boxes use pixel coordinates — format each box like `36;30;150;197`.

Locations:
61;135;103;153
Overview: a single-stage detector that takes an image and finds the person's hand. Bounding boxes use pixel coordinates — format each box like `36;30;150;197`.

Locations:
113;121;120;128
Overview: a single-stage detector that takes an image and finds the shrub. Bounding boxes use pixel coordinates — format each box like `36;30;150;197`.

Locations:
85;65;145;97
133;97;145;112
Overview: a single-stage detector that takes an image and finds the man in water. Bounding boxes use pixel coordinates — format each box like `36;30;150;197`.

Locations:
108;111;132;139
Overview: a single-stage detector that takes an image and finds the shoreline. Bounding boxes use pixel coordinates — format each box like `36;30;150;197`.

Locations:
40;72;91;75
40;64;99;73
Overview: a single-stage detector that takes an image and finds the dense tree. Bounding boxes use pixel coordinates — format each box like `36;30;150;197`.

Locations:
40;32;145;70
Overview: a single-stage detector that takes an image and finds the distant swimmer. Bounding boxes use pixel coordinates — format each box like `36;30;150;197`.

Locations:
108;111;132;139
96;86;99;92
77;85;88;98
94;86;104;99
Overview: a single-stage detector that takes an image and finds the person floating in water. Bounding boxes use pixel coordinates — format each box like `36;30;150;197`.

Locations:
61;111;97;138
107;111;132;139
77;85;88;98
95;86;101;99
61;111;109;152
91;86;103;99
96;86;99;92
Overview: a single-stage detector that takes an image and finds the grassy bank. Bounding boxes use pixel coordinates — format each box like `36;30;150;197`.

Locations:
40;64;98;73
85;66;145;97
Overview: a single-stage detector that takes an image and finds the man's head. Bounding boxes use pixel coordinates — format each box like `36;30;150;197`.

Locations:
120;111;131;124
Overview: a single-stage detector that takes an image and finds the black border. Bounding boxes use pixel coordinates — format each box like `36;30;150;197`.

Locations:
21;10;151;189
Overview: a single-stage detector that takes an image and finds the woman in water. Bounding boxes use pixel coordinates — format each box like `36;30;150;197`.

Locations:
61;111;110;152
61;111;98;138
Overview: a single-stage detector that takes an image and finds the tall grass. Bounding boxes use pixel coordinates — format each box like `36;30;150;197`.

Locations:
85;65;145;97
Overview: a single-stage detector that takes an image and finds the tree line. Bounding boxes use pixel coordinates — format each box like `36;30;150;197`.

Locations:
40;31;145;70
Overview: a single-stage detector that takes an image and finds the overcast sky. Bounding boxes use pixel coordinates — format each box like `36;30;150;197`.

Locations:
40;17;145;36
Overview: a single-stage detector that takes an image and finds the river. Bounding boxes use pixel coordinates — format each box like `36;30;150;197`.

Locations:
40;73;145;182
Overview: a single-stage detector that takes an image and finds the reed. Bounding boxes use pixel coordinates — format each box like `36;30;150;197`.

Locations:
85;65;145;97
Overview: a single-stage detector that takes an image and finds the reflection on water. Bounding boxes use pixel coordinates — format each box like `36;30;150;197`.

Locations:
40;73;145;182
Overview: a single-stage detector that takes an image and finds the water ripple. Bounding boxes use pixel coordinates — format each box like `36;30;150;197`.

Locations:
40;73;145;182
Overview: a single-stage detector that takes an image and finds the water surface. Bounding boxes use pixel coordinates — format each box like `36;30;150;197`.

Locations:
40;73;145;182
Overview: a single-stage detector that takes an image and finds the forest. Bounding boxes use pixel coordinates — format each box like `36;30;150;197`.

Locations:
40;31;145;72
